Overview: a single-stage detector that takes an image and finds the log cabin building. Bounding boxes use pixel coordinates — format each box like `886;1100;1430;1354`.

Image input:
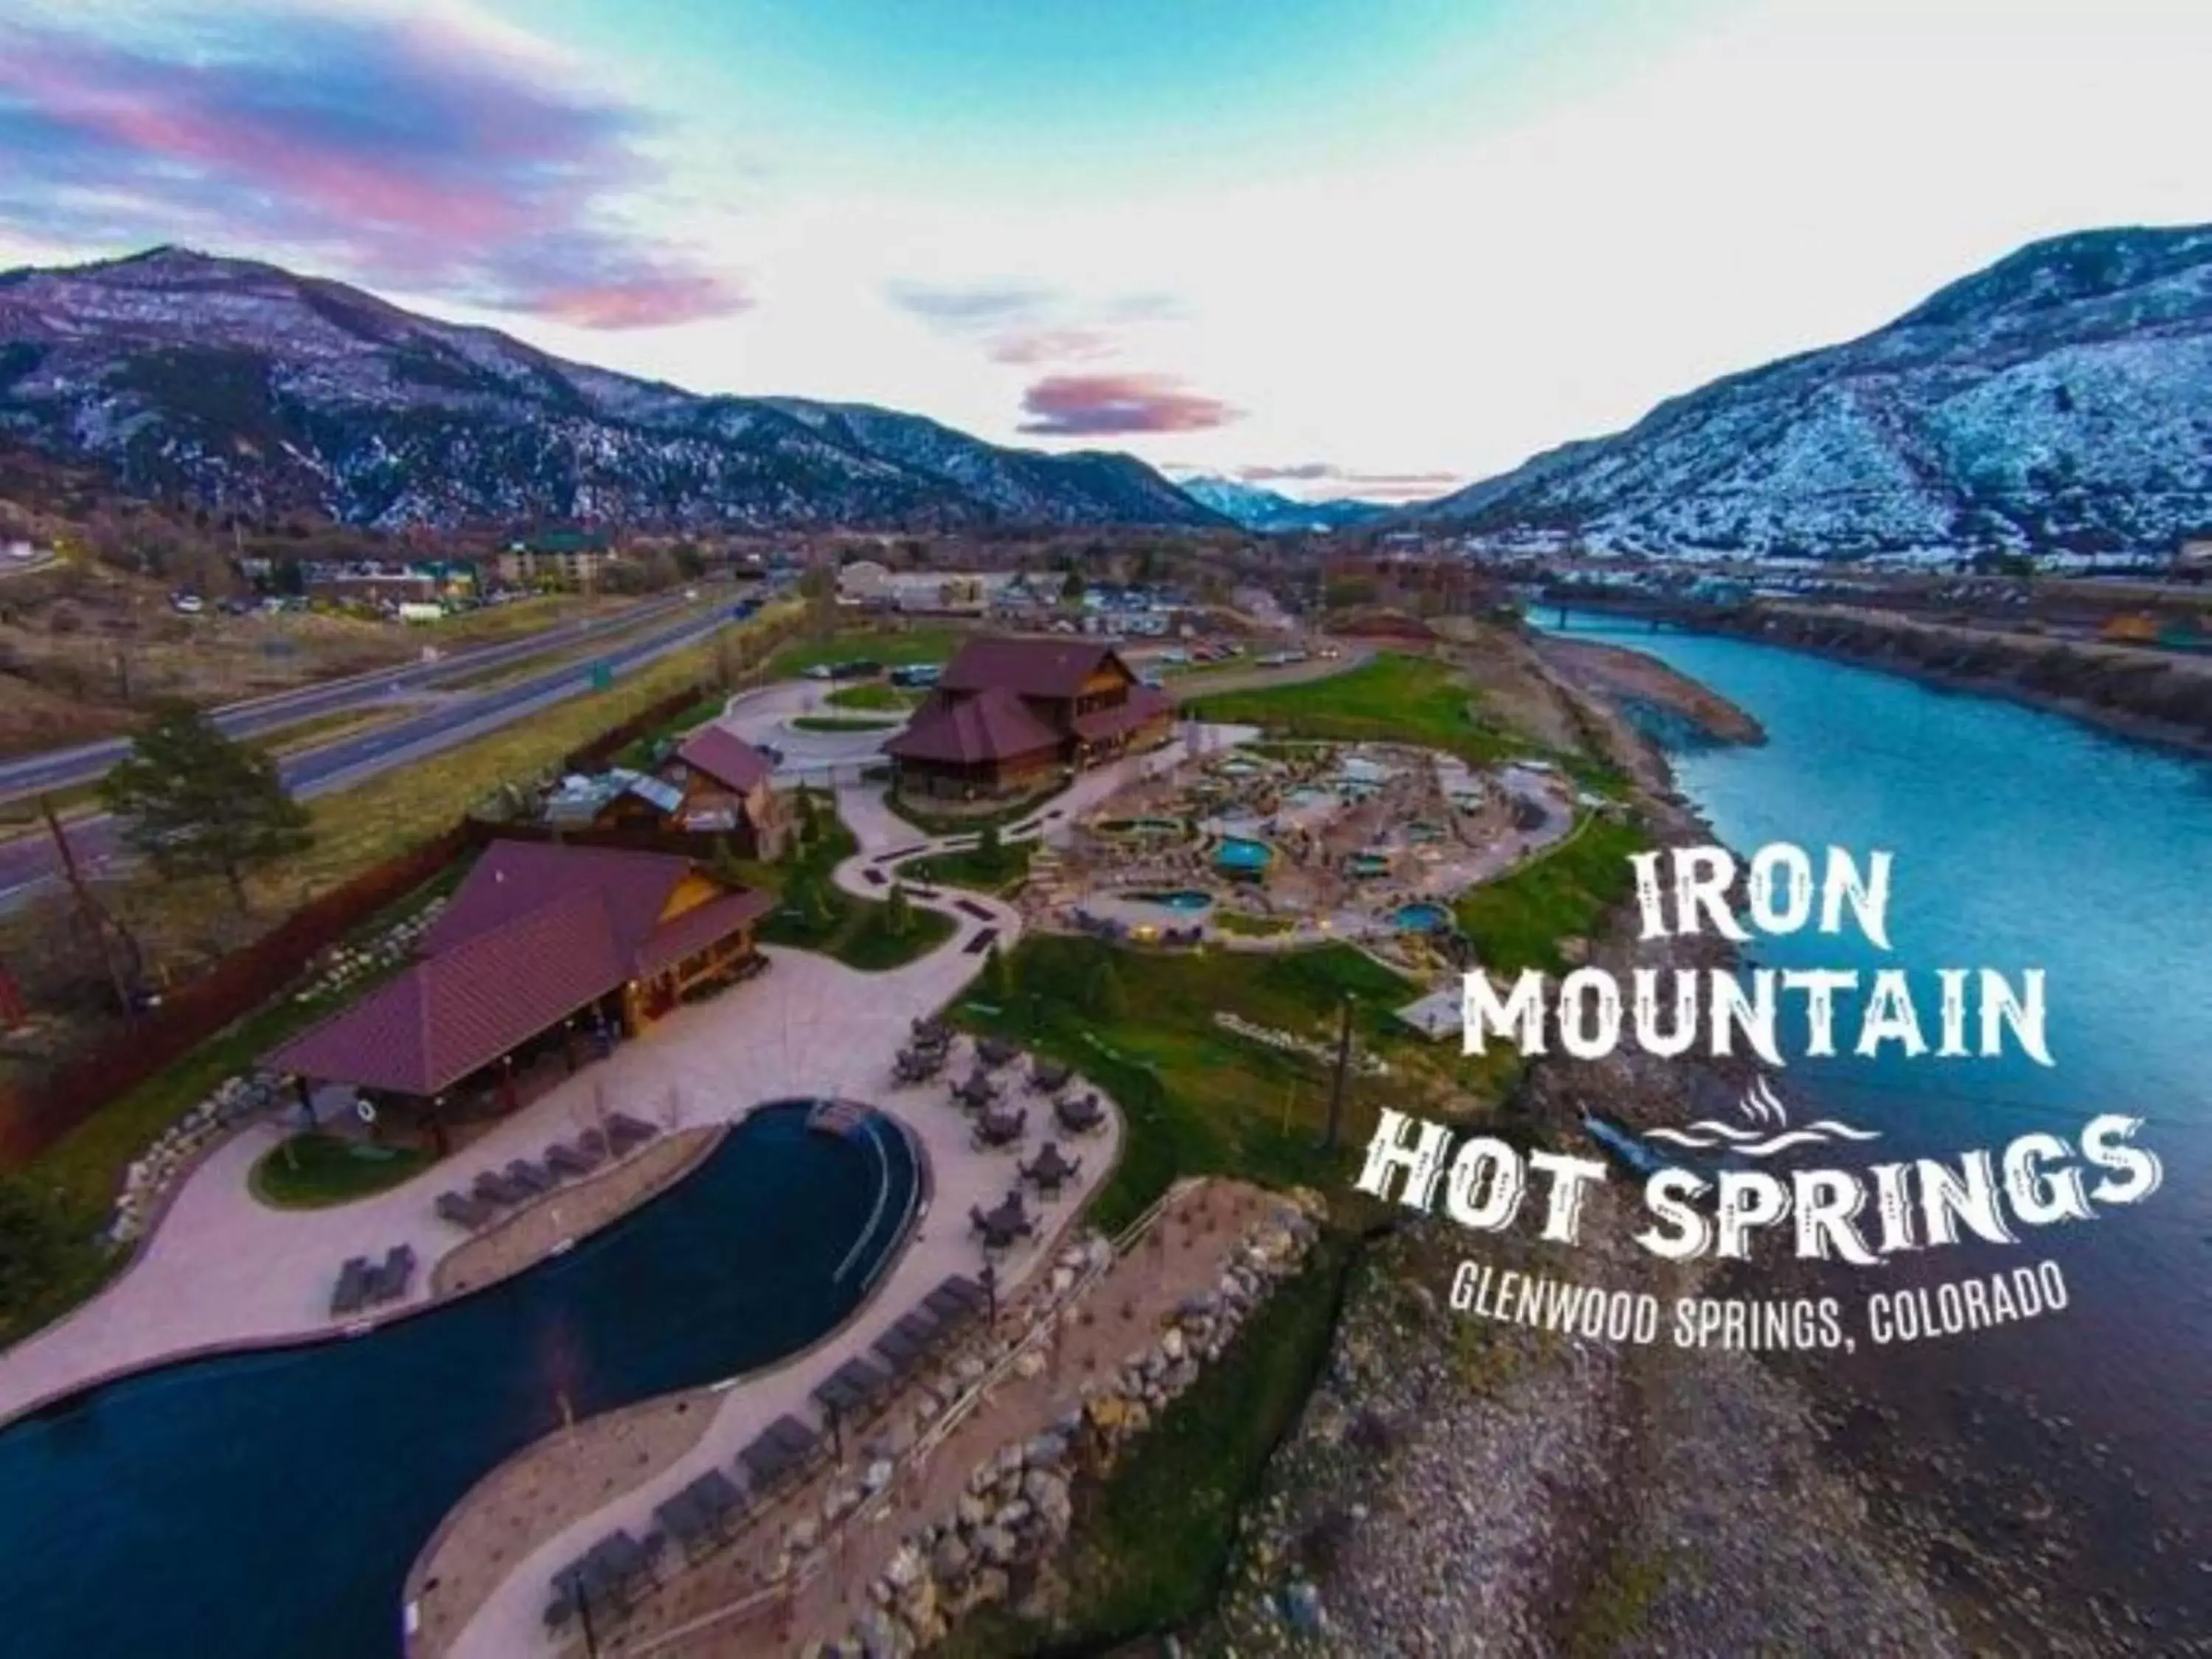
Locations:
884;636;1174;798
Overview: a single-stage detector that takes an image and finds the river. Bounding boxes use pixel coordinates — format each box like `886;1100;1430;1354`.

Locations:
1545;614;2211;1638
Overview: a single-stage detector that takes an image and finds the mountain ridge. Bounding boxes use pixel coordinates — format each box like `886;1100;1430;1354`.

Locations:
0;246;1232;533
1172;474;1397;532
1408;223;2212;560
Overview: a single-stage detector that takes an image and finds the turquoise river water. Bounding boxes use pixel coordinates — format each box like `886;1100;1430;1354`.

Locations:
1549;614;2211;1632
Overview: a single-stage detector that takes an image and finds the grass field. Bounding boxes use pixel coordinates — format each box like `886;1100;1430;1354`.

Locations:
1453;811;1649;974
900;837;1033;894
824;683;921;712
790;714;901;734
957;936;1424;1234
885;781;1066;838
768;624;967;679
249;1132;433;1208
1183;652;1523;765
741;806;956;971
941;1234;1354;1658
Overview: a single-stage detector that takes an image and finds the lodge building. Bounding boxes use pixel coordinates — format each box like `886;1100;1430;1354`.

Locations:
883;636;1174;798
266;841;768;1138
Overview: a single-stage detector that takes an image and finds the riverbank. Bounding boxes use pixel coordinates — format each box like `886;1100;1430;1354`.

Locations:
1681;604;2212;757
1533;634;1767;748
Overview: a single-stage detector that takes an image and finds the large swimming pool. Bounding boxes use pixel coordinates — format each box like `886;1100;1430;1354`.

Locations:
1134;889;1214;913
0;1101;917;1659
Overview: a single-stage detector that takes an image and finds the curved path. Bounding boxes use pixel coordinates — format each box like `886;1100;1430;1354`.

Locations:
414;760;1140;1659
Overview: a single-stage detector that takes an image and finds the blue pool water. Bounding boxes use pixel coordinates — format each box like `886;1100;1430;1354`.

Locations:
0;1101;917;1659
1135;889;1214;912
1391;902;1450;932
1214;836;1273;873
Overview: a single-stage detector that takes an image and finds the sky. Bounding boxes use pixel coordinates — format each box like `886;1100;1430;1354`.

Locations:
1;0;2206;503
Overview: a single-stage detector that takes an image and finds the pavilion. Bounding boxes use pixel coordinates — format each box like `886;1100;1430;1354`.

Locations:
265;841;771;1141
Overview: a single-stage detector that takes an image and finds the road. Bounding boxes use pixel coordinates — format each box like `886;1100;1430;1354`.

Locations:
0;591;706;801
0;599;749;908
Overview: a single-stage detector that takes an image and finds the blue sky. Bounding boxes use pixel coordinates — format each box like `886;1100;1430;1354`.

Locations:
1;0;2206;499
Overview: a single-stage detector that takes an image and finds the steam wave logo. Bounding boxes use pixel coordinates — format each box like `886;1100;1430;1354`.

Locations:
1644;1075;1882;1158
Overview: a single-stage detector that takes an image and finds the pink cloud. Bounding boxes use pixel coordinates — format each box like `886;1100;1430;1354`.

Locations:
0;11;746;329
1018;373;1240;437
987;327;1116;366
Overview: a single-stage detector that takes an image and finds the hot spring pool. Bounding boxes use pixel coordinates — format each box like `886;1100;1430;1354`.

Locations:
1393;902;1451;932
1213;837;1273;874
1135;890;1214;912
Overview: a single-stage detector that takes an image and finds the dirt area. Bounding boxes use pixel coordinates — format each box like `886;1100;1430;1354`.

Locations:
431;1127;720;1298
1534;635;1766;746
510;1180;1283;1658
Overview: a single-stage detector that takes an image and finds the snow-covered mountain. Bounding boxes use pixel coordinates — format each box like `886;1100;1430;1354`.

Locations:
1410;224;2212;559
1175;475;1395;532
0;246;1230;532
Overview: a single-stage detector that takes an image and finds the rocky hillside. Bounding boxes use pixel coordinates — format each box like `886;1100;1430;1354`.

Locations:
1175;474;1395;532
0;246;1228;532
1412;224;2212;560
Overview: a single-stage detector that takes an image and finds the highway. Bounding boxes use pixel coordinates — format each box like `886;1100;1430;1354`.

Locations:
0;591;705;801
0;597;752;909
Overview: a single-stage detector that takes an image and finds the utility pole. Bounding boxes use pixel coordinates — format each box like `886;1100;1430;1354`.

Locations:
1321;995;1354;1152
43;793;137;1019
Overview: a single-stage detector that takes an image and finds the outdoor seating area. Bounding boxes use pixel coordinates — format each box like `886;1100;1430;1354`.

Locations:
1018;1141;1082;1196
1054;1091;1107;1135
327;1244;416;1318
432;1113;658;1233
973;1104;1028;1149
969;1190;1037;1255
1025;1058;1071;1093
538;1269;1004;1639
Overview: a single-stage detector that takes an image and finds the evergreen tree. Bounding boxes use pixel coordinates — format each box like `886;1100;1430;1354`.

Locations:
975;820;1005;875
883;881;914;939
981;943;1015;1004
100;699;312;911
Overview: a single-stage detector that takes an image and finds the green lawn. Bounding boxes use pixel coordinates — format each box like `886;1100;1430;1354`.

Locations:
1453;811;1649;974
768;625;967;679
743;804;956;971
941;1235;1354;1658
824;682;921;712
957;937;1420;1234
1211;910;1296;939
250;1132;434;1208
884;782;1067;838
900;837;1033;894
790;714;902;734
1183;652;1523;765
613;690;724;769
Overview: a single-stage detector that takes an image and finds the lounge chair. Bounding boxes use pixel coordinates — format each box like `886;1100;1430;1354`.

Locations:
1026;1059;1071;1093
546;1142;594;1180
435;1191;493;1230
329;1257;371;1318
505;1158;553;1195
375;1243;417;1304
473;1169;526;1206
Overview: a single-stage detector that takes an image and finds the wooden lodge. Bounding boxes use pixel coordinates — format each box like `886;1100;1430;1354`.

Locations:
884;636;1174;799
266;842;770;1141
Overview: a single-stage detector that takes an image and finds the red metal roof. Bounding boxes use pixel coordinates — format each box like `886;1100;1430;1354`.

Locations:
268;891;627;1096
673;726;773;793
884;685;1063;767
634;888;773;977
937;636;1133;699
271;841;767;1094
1071;684;1173;742
420;841;694;961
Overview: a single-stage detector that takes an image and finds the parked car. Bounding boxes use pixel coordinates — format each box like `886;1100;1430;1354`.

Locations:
830;658;883;681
